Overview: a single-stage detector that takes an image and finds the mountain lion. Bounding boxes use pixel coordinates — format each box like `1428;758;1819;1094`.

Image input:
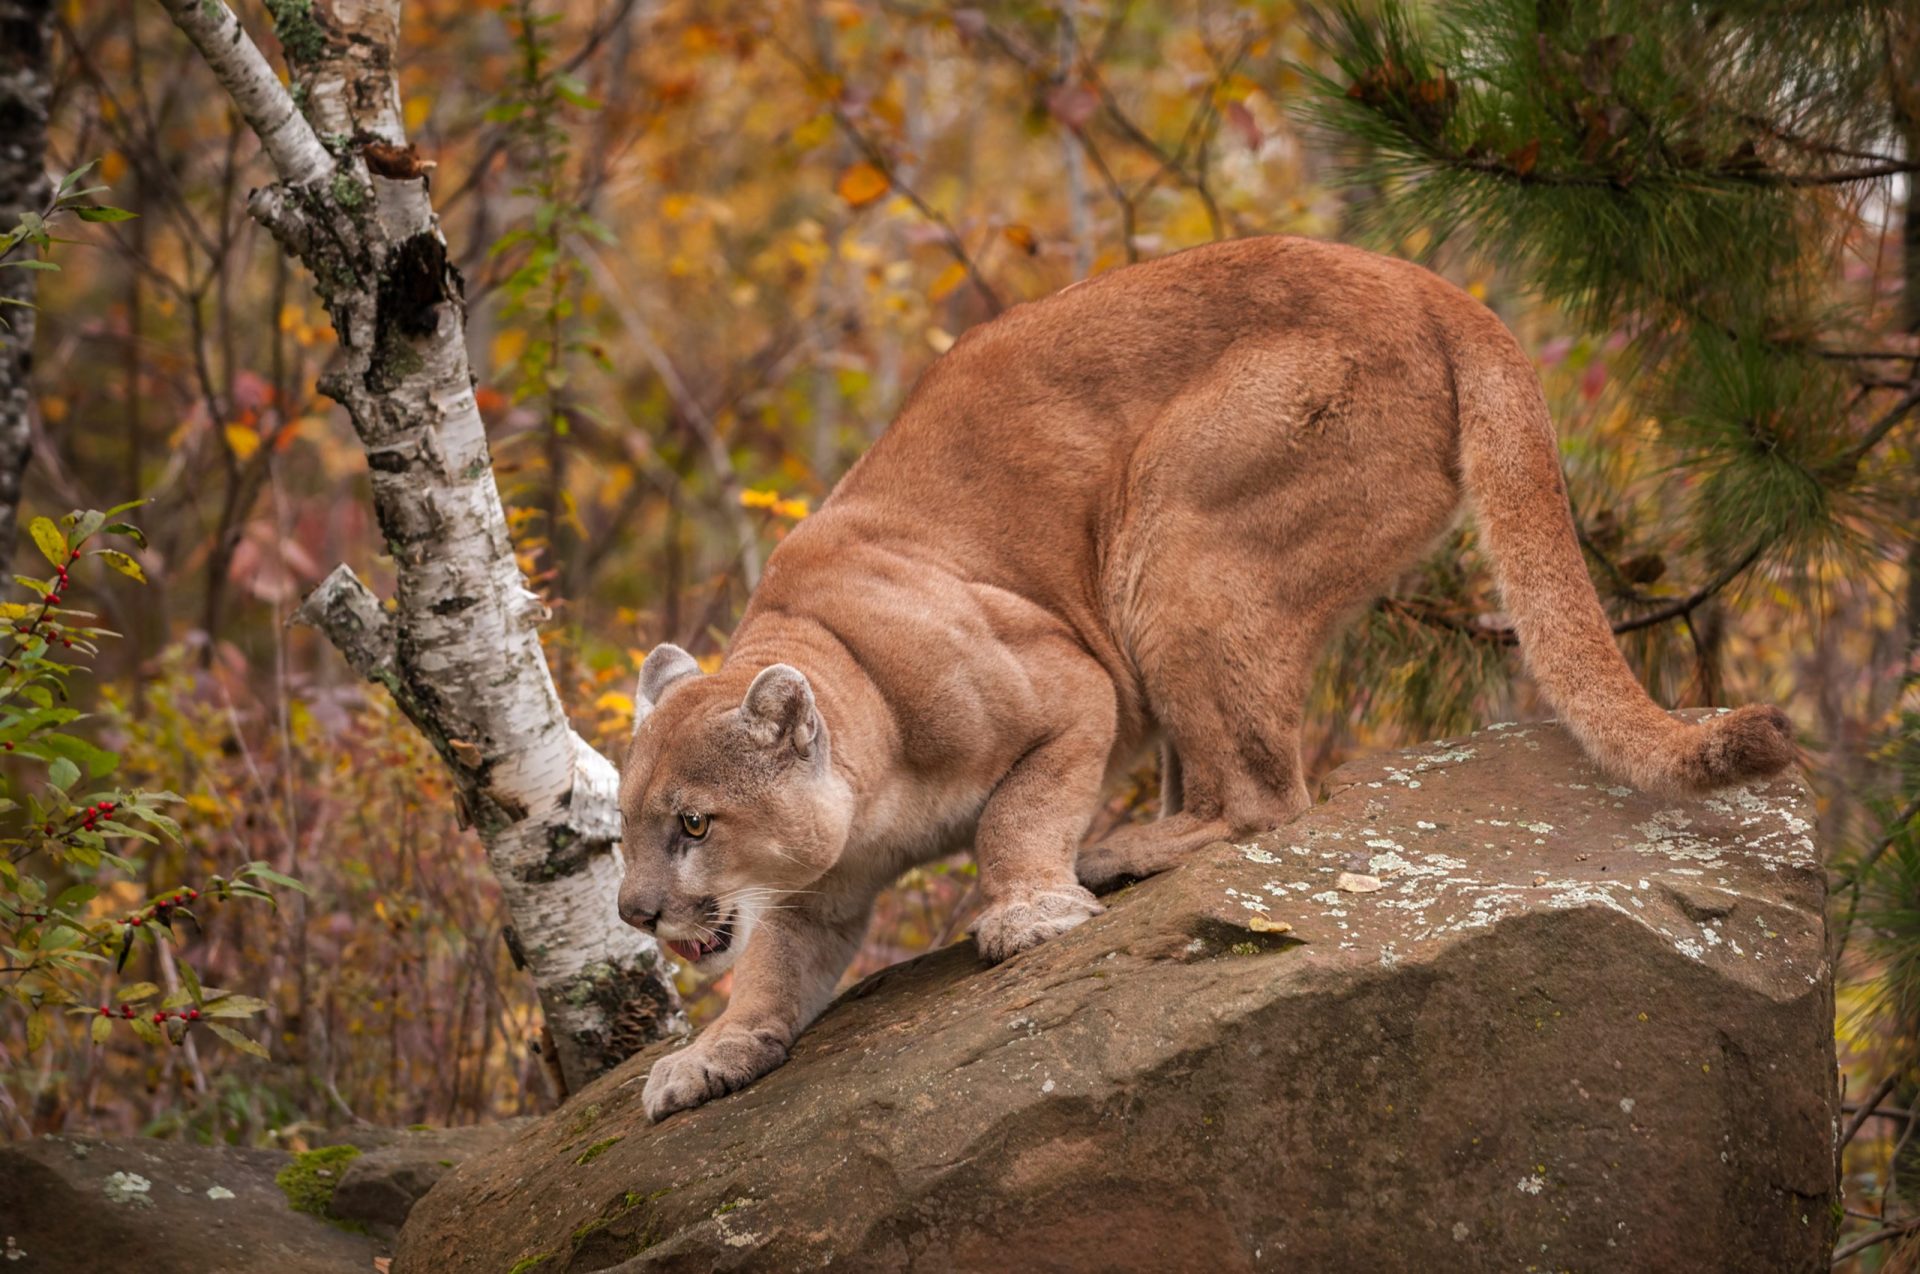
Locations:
616;236;1795;1120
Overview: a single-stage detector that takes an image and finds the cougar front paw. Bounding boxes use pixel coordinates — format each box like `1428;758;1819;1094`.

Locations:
642;1029;788;1122
973;885;1104;963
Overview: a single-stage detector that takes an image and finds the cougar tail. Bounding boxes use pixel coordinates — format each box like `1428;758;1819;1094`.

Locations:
1452;324;1795;796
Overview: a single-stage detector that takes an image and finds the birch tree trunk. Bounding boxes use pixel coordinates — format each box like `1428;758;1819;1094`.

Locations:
0;0;53;560
152;0;682;1090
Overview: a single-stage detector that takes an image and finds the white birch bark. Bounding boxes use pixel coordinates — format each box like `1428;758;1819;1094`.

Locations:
153;0;681;1089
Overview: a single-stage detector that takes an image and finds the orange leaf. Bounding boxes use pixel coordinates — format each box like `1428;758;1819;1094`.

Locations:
1507;139;1541;176
927;262;968;302
836;162;890;209
1002;224;1037;254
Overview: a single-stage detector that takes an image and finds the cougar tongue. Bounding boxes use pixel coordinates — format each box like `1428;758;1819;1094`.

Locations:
664;937;706;962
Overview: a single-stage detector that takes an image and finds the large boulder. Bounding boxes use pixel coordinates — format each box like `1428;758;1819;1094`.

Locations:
396;715;1836;1273
0;1134;384;1273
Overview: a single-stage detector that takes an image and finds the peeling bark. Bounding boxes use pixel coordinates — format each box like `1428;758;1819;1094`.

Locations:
155;0;681;1089
0;0;53;560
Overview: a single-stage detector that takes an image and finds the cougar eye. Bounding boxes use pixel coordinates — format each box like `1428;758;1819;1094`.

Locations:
679;812;710;839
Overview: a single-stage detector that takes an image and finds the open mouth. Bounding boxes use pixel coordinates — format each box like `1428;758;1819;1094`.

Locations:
662;913;734;964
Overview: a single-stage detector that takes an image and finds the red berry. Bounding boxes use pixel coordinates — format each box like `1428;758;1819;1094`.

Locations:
68;549;79;560
153;1011;166;1023
41;823;52;835
186;1009;201;1021
120;1005;134;1018
44;592;59;604
2;741;11;750
98;1006;110;1016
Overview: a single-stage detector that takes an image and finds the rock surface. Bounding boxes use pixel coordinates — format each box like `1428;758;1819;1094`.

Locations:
396;716;1837;1273
330;1120;537;1236
0;1134;383;1273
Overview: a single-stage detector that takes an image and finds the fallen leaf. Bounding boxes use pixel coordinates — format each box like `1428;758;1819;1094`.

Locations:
1334;872;1383;893
1247;914;1292;934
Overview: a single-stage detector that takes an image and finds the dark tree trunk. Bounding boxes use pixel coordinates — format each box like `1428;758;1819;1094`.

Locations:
0;0;54;561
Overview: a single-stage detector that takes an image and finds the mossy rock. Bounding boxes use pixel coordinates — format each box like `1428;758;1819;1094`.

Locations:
275;1143;364;1230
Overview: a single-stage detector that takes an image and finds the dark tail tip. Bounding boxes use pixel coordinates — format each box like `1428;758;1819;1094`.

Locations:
1684;704;1797;791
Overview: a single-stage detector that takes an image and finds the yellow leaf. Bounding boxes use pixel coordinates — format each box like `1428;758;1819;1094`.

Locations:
224;424;261;461
772;497;810;520
739;488;780;510
836;162;890;209
404;96;432;132
792;113;834;151
696;653;724;674
596;690;635;716
491;328;527;370
927;262;968;303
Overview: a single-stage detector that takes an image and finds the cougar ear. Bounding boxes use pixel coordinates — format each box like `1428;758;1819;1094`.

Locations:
633;644;702;732
740;664;820;759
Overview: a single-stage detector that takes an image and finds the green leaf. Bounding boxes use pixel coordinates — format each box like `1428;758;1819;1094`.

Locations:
102;522;147;548
115;981;160;1003
240;862;311;895
1;259;59;271
17;734;118;778
56;159;100;196
207;1022;269;1059
204;994;269;1018
127;1016;164;1046
28;517;66;568
179;960;203;1007
25;1010;46;1051
92;549;144;583
90;1014;111;1045
74;206;137;223
47;755;80;791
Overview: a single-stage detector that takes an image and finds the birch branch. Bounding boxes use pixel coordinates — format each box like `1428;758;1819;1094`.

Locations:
153;0;333;188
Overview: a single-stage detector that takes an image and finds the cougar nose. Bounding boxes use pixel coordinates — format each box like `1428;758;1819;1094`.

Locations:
618;884;662;931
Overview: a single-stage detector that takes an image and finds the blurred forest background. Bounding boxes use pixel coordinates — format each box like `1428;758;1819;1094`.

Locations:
2;0;1918;1264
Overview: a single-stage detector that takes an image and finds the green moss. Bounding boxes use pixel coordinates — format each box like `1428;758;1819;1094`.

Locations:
507;1256;553;1274
574;1136;622;1166
275;1144;363;1229
263;0;326;63
563;1103;602;1137
1230;941;1259;956
329;170;368;211
407;1122;433;1132
712;1196;750;1217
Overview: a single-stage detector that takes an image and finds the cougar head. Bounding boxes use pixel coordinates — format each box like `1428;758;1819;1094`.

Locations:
614;644;853;972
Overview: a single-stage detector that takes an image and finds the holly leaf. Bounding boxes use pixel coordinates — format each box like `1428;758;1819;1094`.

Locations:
93;550;145;583
208;1022;269;1059
28;517;66;568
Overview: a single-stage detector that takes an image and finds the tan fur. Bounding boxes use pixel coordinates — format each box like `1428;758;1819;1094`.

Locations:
617;236;1796;1119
